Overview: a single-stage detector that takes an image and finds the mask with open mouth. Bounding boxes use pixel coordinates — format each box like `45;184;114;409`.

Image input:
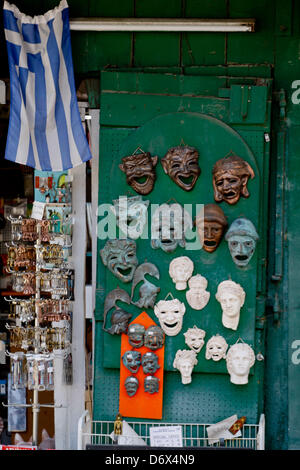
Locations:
100;239;138;283
124;376;139;397
122;350;142;374
154;298;186;336
119;152;158;195
111;195;149;240
161;145;201;191
144;375;160;394
142;352;160;374
196;204;227;253
205;334;228;362
144;325;165;350
225;218;259;267
127;323;145;348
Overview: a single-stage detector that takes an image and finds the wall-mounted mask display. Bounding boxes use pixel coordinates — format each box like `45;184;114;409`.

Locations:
103;288;132;335
173;349;198;385
144;325;165;351
212;154;255;205
127;323;145;348
169;256;194;290
226;342;255;385
111;196;149;240
131;263;160;309
142;352;160;375
122;351;142;374
124;376;139;397
195;204;227;253
154;299;186;336
119;151;158;195
215;280;246;331
151;203;193;253
225;218;259;267
184;326;206;354
161;145;201;191
186;274;210;310
205;335;228;361
144;375;160;394
100;239;138;283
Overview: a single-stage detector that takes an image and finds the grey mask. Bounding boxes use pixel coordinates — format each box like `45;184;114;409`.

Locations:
225;218;259;267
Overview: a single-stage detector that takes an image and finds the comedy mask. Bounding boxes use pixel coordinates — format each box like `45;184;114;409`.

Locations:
226;342;255;385
154;298;186;336
205;335;228;361
142;352;160;375
100;239;138;283
144;325;165;351
124;376;139;397
216;280;246;331
161;145;201;191
122;351;142;374
195;204;227;253
173;349;198;385
131;263;160;309
225;218;259;267
169;256;194;290
111;196;149;240
127;323;145;348
119;151;158;195
144;375;159;394
212;154;255;205
184;326;206;354
186;274;210;310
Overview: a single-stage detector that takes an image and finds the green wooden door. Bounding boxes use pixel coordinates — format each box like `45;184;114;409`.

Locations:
93;70;272;425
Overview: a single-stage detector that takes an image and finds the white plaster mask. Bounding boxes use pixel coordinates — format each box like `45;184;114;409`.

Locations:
154;298;186;336
111;195;149;240
186;274;210;310
184;326;206;354
169;256;194;290
215;280;246;330
205;335;228;361
173;349;198;384
226;342;255;385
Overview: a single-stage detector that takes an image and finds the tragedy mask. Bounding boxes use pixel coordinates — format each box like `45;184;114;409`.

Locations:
127;323;145;348
142;352;160;375
195;204;227;253
111;196;149;240
100;239;138;283
184;326;206;354
225;218;259;267
131;263;160;309
154;298;186;336
215;280;246;331
205;335;228;361
119;151;158;195
226;342;255;385
169;256;194;290
161;145;201;191
122;350;142;374
173;349;198;385
124;376;139;397
212;154;255;205
144;375;159;394
144;325;165;350
186;274;210;310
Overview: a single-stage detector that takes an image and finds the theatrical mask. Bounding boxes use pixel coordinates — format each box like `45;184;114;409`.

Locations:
144;375;159;394
111;196;149;240
119;151;158;195
127;323;145;348
131;263;160;309
161;145;201;191
142;352;160;375
103;288;132;335
169;256;194;290
205;335;228;362
151;203;193;253
122;351;142;374
195;204;227;253
184;326;206;354
124;376;139;397
144;325;165;351
154;299;186;337
186;274;210;310
226;342;255;385
173;350;198;385
212;154;255;205
100;239;138;283
225;218;259;267
216;280;246;331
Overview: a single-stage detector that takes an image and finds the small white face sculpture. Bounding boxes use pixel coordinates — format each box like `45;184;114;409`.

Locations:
173;349;198;384
205;335;228;361
154;298;186;336
215;280;246;330
226;343;255;385
184;326;206;354
169;256;194;290
186;274;210;310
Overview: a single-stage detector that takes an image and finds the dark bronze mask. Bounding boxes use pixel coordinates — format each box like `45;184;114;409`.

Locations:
100;239;138;283
131;263;160;309
144;325;165;351
144;375;159;394
119;152;158;195
103;287;132;334
196;204;227;253
161;145;200;191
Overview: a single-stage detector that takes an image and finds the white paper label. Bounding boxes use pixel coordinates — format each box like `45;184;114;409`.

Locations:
149;426;183;448
31;201;46;220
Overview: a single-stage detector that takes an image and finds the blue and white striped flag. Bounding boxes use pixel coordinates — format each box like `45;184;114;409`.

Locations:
3;0;92;171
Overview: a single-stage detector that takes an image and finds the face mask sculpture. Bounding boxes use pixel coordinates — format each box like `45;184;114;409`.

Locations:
144;375;160;394
124;376;139;397
100;239;138;283
184;326;206;354
119;151;158;195
103;288;132;335
142;352;160;375
154;299;186;336
173;349;198;384
212;154;255;205
225;218;259;267
205;334;228;361
186;274;210;310
127;323;145;348
151;203;193;253
111;196;149;240
161;145;201;191
215;280;246;331
122;351;142;374
144;325;165;351
226;342;255;385
169;256;194;290
195;204;227;253
131;263;160;309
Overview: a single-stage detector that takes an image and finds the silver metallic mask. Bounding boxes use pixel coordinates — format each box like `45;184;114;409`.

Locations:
124;376;139;397
122;351;142;374
144;325;165;351
144;375;159;394
142;352;160;375
127;323;145;348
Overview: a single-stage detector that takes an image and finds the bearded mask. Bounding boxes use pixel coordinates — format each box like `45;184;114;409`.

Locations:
142;352;160;375
225;218;259;267
144;325;165;350
161;145;201;191
144;375;159;394
119;152;158;195
196;204;227;253
100;239;138;283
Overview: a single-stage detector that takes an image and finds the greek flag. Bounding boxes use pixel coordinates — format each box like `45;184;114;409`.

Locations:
3;0;92;171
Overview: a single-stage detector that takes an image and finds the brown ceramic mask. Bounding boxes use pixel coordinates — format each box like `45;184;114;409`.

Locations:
161;145;201;191
212;154;255;205
196;204;227;253
119;152;158;195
